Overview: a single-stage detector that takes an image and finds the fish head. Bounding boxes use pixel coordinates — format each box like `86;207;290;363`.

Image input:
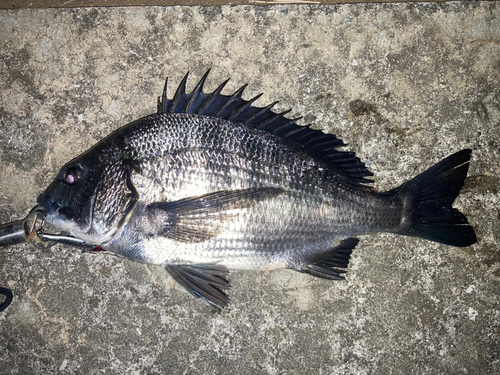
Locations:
37;147;137;246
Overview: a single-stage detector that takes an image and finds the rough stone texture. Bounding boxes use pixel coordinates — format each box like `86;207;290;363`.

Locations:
0;2;499;374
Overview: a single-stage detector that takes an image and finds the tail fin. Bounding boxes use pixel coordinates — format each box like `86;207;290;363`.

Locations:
392;149;476;247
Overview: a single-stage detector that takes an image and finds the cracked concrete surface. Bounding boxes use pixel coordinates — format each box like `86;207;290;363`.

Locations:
0;2;499;374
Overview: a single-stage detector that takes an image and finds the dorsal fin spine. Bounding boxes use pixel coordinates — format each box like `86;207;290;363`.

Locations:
284;125;310;138
215;84;247;118
256;109;292;130
185;70;210;114
315;140;343;150
158;77;169;113
228;93;263;121
271;118;303;135
172;72;190;113
198;78;230;115
302;133;330;147
243;101;278;125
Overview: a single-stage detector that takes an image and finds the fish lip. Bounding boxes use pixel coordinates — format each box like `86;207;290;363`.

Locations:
36;194;59;213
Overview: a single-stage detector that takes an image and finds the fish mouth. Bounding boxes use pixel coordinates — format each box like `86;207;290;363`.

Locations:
37;194;59;213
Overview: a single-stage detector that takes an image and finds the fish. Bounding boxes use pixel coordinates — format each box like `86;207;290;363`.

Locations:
36;71;477;308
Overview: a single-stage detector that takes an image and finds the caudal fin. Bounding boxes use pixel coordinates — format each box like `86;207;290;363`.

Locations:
393;149;476;247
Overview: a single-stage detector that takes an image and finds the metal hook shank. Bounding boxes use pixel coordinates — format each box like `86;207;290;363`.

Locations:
0;219;28;248
38;233;95;248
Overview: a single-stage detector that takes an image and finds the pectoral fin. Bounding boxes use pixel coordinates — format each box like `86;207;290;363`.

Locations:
150;187;285;243
164;263;230;309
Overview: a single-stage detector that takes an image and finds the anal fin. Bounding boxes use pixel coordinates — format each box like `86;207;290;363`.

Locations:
299;238;359;280
164;263;230;309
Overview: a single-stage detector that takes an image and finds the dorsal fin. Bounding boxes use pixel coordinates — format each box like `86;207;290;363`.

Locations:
157;71;373;186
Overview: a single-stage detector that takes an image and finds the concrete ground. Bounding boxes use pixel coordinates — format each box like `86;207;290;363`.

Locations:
0;2;499;374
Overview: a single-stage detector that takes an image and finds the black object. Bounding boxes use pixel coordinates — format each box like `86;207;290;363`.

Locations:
0;287;13;312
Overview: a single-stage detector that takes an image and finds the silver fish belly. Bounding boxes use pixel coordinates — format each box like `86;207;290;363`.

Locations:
37;71;476;308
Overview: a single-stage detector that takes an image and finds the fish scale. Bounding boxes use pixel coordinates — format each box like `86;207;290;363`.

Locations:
36;71;476;308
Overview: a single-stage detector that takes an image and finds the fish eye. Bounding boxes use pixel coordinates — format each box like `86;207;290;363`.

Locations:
63;167;82;185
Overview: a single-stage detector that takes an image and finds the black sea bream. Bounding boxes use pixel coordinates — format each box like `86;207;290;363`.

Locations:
37;71;477;308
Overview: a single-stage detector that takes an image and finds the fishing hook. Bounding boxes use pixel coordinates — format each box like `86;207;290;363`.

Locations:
0;205;48;312
0;205;97;312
